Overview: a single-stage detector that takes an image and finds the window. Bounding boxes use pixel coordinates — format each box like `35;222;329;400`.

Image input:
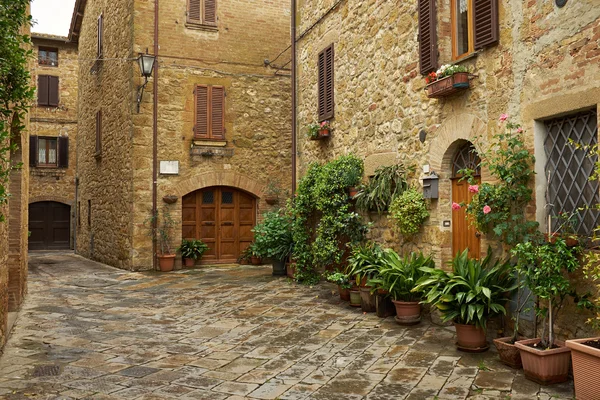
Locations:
29;136;69;168
77;201;81;227
452;0;472;59
544;108;599;236
37;75;59;107
318;44;334;122
88;200;91;227
187;0;217;27
97;14;103;59
95;110;102;157
38;47;58;67
194;85;225;140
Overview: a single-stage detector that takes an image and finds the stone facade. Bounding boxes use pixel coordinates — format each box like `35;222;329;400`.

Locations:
29;34;79;247
296;0;600;338
73;0;292;270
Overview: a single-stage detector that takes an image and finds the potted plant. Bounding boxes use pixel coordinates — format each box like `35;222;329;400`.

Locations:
252;209;294;276
307;120;331;140
369;250;434;325
346;242;384;312
177;239;209;267
389;188;429;238
424;64;472;99
238;246;252;265
248;243;262;265
264;180;283;206
327;271;353;301
415;249;515;352
512;238;580;385
147;206;177;272
354;164;412;214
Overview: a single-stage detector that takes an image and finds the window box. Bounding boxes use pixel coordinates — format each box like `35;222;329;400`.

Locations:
425;72;472;99
310;129;330;141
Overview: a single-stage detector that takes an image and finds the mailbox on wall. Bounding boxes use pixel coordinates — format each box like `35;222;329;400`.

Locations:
422;172;439;199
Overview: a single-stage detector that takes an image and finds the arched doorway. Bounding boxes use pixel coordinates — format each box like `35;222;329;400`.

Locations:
182;186;256;263
29;201;71;250
451;142;481;259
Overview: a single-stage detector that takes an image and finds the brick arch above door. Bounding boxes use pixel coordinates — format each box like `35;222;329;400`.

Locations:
174;171;265;200
29;195;73;207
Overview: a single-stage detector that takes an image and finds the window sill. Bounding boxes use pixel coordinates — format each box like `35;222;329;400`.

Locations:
451;51;480;65
192;139;227;147
185;22;218;32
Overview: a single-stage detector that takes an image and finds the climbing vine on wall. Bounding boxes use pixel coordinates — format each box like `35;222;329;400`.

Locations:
0;1;34;222
291;155;368;285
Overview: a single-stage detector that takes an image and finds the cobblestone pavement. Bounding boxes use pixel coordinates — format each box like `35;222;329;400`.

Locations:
0;253;574;399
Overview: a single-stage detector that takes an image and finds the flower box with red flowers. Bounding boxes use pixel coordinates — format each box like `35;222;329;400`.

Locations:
424;65;474;99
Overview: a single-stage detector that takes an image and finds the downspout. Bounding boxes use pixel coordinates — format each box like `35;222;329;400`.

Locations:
152;0;159;270
291;0;297;197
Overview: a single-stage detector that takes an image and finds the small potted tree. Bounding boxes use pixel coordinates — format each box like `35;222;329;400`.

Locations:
177;239;209;267
327;271;353;301
264;180;283;206
252;209;293;276
346;242;384;312
512;238;580;385
148;206;177;272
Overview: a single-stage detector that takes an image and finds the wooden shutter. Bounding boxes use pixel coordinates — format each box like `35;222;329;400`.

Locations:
37;75;49;106
95;110;102;155
97;14;103;58
194;85;209;138
48;76;59;107
473;0;499;49
211;86;225;139
318;44;334;122
204;0;217;25
188;0;201;22
58;136;69;168
418;0;438;75
29;135;38;167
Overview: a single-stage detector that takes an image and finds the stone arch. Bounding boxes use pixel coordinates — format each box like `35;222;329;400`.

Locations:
174;171;265;199
29;195;73;206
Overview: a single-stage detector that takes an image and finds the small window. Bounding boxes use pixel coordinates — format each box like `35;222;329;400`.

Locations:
29;135;69;168
38;137;58;167
451;0;499;60
318;44;334;122
452;0;472;59
97;14;104;59
187;0;217;27
88;200;91;227
77;201;81;227
222;191;233;204
194;85;225;140
37;75;59;107
95;110;102;158
38;47;58;67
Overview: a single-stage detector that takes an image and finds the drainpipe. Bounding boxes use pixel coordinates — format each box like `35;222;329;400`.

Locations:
152;0;159;270
291;0;297;197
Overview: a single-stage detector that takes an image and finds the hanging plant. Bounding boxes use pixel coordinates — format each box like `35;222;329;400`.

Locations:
354;164;413;214
389;188;429;237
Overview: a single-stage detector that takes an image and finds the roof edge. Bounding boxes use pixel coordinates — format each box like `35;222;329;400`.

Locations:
68;0;87;43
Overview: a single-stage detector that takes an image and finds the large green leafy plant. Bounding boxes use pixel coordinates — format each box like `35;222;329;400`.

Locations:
0;1;33;222
389;188;429;237
354;164;412;213
291;155;367;284
346;242;385;285
252;208;293;262
177;239;209;260
414;249;516;329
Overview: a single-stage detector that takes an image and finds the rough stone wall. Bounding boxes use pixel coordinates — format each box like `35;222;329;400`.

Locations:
75;0;136;269
30;38;79;246
297;1;600;337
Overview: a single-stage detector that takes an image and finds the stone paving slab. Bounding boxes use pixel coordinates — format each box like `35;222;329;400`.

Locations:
0;253;575;399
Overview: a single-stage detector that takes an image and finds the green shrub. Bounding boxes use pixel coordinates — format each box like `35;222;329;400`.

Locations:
389;188;429;237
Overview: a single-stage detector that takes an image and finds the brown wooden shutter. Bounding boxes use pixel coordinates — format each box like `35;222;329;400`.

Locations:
204;0;217;25
30;135;38;167
318;44;334;122
188;0;201;22
473;0;499;49
37;75;49;106
418;0;438;75
48;76;59;107
58;136;69;168
95;110;102;155
194;85;209;138
98;14;104;58
210;86;225;139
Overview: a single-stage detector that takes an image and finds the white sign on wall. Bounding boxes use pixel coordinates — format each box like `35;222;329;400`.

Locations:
159;161;179;175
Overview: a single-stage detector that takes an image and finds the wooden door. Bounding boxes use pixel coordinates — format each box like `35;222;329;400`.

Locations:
182;187;256;263
452;177;481;259
29;202;71;250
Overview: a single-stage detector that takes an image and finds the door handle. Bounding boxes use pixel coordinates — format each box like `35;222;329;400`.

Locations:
204;222;215;226
222;222;234;226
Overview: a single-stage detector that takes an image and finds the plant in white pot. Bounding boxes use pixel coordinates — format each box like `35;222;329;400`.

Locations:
512;238;580;385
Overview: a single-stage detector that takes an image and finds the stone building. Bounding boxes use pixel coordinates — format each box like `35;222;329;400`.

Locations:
69;0;292;270
295;0;600;337
28;34;79;251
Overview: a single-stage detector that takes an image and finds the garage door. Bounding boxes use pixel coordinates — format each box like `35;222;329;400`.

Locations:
29;202;71;250
182;187;256;263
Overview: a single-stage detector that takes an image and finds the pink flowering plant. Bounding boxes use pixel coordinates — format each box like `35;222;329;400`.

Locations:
307;121;332;139
459;114;539;247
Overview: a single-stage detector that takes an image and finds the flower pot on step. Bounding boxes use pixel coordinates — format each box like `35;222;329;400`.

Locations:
515;338;571;385
338;286;350;301
286;263;296;278
359;287;376;312
493;337;523;369
349;288;362;307
376;294;396;318
272;260;286;276
183;258;195;267
392;300;421;325
454;323;488;352
158;254;176;272
566;337;600;399
250;256;262;265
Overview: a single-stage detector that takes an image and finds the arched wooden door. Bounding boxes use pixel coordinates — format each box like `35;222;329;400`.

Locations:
29;201;71;250
182;187;256;263
451;143;481;259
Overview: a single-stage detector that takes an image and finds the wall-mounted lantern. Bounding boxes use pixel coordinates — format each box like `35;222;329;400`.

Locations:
422;172;439;199
136;51;156;113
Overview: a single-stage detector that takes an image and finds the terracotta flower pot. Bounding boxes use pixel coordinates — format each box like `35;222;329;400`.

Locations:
376;294;396;318
349;289;361;307
338;286;350;301
286;262;296;278
493;336;523;369
359;287;376;312
391;300;421;325
348;187;359;198
264;196;279;205
566;337;600;399
250;256;262;265
515;338;571;385
318;129;330;138
454;323;488;352
158;254;176;272
183;258;195;267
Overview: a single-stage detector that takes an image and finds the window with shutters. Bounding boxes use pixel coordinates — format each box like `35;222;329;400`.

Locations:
97;14;104;59
450;0;499;60
29;135;69;168
187;0;217;28
194;85;225;140
318;44;334;122
37;75;59;107
95;110;102;158
38;47;58;67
